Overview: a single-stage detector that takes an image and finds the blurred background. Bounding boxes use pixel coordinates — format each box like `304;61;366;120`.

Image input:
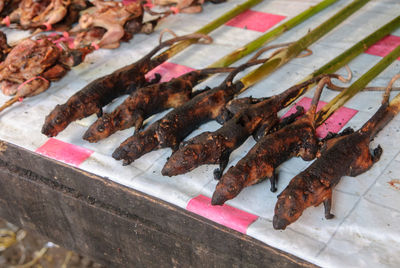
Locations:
0;218;104;268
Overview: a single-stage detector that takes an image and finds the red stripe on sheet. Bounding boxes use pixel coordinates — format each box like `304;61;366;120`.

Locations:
283;97;358;138
226;10;286;32
186;195;258;234
36;138;93;167
365;35;400;60
146;62;195;83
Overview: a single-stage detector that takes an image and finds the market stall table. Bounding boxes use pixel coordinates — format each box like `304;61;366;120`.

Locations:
1;0;400;267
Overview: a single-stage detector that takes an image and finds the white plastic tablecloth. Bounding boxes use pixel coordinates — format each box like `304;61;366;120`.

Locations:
1;0;400;267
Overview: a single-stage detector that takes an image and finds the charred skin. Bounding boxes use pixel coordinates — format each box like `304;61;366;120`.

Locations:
162;96;280;178
83;70;209;143
273;103;396;230
112;82;244;165
42;33;212;136
273;132;381;230
42;54;165;137
212;115;319;205
212;77;331;205
163;98;305;178
163;75;327;178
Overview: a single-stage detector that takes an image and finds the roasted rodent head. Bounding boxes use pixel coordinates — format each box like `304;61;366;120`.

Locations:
162;132;218;176
273;188;305;230
83;113;113;142
211;167;246;205
42;103;72;137
162;143;203;176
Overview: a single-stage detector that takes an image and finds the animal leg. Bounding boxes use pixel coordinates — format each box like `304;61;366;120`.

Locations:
134;115;144;134
149;73;161;84
273;105;305;132
323;196;335;219
340;127;355;136
96;107;103;117
269;171;278;192
321;131;339;142
319;127;355;155
372;145;383;163
322;127;354;142
213;151;230;180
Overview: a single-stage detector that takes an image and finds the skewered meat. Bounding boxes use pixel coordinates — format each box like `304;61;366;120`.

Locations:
42;33;211;137
162;74;345;179
72;0;143;49
0;31;11;62
273;74;400;230
30;0;70;29
1;38;61;96
0;36;90;98
211;76;337;205
83;66;235;143
112;59;267;165
9;0;50;29
29;0;88;31
2;0;86;30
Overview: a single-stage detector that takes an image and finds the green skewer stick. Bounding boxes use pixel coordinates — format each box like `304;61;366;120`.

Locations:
316;44;400;125
314;16;400;76
280;15;400;108
240;0;370;90
152;0;339;84
155;0;262;61
208;0;339;68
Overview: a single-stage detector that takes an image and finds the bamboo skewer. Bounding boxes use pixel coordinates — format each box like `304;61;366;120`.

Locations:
208;0;339;68
0;96;18;113
278;15;400;109
316;44;400;125
240;0;371;90
154;0;263;61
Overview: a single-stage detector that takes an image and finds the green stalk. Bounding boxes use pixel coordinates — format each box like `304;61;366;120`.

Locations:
314;16;400;76
208;0;338;68
280;15;400;108
316;44;400;125
240;0;370;89
155;0;262;61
